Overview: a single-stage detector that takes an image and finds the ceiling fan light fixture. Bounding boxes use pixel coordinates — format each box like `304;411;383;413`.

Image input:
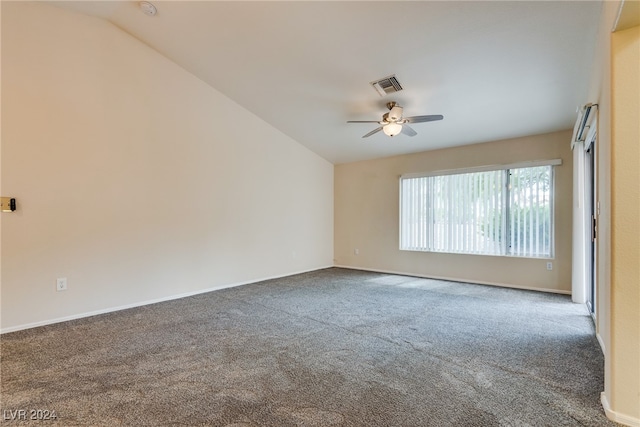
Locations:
383;123;402;137
347;102;443;138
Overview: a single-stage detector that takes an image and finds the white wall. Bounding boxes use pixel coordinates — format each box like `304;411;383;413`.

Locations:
335;130;573;293
0;2;333;332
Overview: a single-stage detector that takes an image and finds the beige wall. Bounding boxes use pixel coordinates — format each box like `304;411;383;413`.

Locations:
586;1;640;424
335;130;573;293
609;24;640;424
589;0;616;393
0;2;333;332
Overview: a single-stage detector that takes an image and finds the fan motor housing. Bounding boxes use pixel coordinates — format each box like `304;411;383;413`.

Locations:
388;106;403;121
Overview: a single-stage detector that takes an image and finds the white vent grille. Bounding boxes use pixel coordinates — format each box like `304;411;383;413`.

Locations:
370;75;403;96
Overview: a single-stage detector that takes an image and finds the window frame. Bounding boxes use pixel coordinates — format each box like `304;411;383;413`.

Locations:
399;159;561;259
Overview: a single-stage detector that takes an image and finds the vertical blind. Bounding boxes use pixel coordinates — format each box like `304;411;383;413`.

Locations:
400;165;554;258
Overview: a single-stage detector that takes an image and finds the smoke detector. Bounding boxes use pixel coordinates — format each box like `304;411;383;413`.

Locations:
139;1;157;16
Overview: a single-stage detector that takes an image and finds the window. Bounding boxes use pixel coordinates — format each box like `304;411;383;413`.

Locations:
400;161;559;258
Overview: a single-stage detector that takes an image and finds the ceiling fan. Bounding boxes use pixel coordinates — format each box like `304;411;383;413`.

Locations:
347;102;443;138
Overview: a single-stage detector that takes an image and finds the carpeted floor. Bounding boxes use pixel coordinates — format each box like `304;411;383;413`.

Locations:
1;268;614;426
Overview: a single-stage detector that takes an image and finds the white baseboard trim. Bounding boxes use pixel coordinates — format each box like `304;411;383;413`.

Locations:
601;392;640;426
596;332;606;355
333;265;572;295
0;265;333;334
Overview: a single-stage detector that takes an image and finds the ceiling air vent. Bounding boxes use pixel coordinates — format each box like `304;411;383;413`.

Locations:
370;75;403;96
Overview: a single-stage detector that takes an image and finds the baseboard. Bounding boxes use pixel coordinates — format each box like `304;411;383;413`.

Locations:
596;332;606;355
333;265;572;295
4;264;572;334
601;392;640;426
0;265;333;334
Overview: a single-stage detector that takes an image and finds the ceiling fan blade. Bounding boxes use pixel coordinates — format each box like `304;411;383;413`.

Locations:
404;114;444;123
362;127;383;138
347;120;382;123
401;124;417;137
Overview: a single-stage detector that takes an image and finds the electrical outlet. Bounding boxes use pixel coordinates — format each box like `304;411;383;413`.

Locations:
354;248;359;255
56;277;68;291
546;262;553;271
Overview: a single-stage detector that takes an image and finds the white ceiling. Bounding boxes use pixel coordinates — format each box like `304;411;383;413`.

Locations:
50;1;602;164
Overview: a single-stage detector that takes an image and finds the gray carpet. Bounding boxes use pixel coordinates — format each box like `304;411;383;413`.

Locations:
1;268;614;426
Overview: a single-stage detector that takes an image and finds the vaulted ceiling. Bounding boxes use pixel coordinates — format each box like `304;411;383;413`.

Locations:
51;1;602;164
